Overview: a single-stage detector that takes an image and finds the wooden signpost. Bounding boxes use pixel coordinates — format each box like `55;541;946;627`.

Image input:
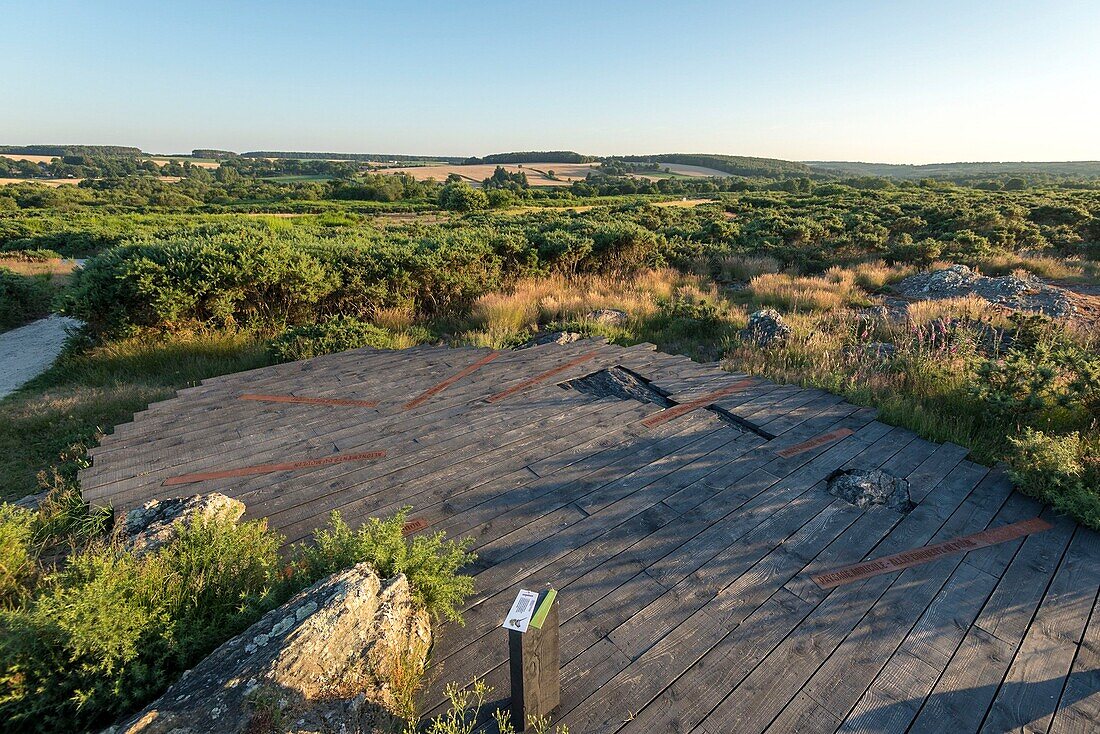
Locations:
505;588;560;730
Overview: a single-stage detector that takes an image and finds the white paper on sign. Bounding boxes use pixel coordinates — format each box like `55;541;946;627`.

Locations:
502;589;540;633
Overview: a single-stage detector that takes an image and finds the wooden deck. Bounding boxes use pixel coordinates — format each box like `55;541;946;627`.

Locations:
80;341;1100;733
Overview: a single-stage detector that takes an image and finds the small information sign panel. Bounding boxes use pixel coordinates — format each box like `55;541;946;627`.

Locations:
502;589;540;633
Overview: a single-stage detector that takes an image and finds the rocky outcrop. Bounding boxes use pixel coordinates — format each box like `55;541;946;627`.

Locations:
107;564;431;734
828;468;913;513
739;309;791;347
521;330;583;348
894;264;1075;318
585;309;630;327
121;493;245;556
562;366;673;407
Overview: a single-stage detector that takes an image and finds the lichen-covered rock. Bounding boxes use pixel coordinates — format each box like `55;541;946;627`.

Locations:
739;309;792;347
585;308;629;326
894;264;1075;317
828;469;913;513
105;564;430;734
121;493;245;556
522;330;583;348
562;366;673;407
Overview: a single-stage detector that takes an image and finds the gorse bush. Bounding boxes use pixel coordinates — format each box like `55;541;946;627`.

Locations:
302;510;476;624
0;506;477;733
0;506;36;609
267;317;432;362
972;314;1100;428
0;512;283;733
0;268;55;330
1007;429;1100;528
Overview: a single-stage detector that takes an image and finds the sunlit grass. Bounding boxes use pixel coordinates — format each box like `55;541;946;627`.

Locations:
0;331;272;501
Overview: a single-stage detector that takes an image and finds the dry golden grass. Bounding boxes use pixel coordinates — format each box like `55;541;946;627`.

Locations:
717;255;781;281
902;295;999;325
0;154;59;164
0;177;82;188
463;269;716;346
747;270;873;311
372;307;417;331
977;254;1088;281
840;260;917;290
146;157;221;169
0;258;77;285
656;163;734;178
376;162;600;187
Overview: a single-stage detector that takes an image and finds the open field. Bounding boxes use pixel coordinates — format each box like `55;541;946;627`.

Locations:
145;157;220;169
0;177;82;187
0;154;60;164
376;160;735;186
376;161;601;186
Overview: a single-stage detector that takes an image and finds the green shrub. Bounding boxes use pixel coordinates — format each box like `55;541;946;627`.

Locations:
1007;428;1100;528
637;297;738;361
63;237;338;335
0;506;36;609
971;314;1100;429
439;182;488;212
0;506;476;733
420;679;568;734
0;513;284;733
267;317;432;361
302;510;475;623
0;268;54;330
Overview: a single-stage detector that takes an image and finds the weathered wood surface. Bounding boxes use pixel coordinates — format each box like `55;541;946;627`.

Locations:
80;343;1100;733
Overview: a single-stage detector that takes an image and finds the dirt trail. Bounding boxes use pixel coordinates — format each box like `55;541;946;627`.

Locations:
0;316;81;398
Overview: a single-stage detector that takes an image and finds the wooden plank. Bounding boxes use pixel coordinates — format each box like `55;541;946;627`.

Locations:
161;450;386;486
779;467;1017;734
811;517;1053;589
555;425;902;731
980;524;1100;733
1049;555;1100;734
831;562;1001;734
775;427;855;459
907;508;1077;734
640;379;756;428
486;349;602;403
403;350;501;409
98;363;610;508
691;461;991;734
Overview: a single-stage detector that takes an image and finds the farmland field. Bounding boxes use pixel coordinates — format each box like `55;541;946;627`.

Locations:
145;157;220;168
0;154;61;164
0;177;81;187
375;161;600;185
375;160;734;186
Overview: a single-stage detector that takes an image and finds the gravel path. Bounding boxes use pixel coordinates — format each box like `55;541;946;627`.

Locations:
0;315;82;399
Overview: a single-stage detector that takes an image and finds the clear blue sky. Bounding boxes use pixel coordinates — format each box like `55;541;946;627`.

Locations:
2;1;1097;163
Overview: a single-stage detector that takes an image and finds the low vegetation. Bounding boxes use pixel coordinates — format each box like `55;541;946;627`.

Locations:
0;495;474;734
421;679;568;734
0;268;56;331
2;156;1100;730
